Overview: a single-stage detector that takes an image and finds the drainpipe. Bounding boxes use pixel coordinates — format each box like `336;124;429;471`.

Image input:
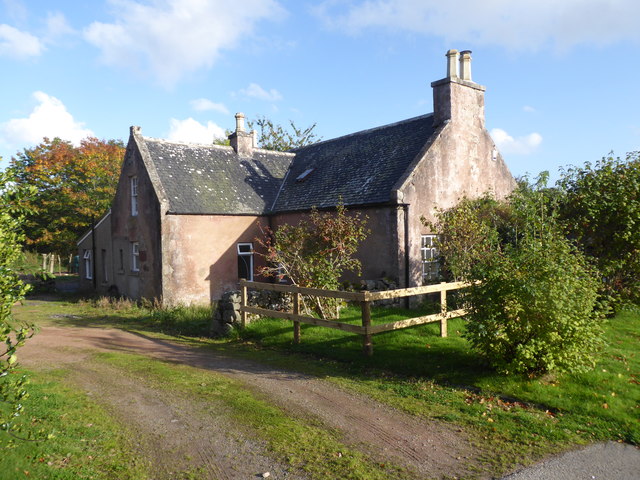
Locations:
91;215;97;290
402;204;410;309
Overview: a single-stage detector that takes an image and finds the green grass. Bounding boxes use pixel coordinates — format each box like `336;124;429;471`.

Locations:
0;369;146;479
11;296;640;476
237;304;639;454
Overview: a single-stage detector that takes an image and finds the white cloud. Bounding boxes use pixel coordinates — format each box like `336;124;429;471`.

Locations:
523;105;536;113
2;0;28;24
167;117;226;144
0;91;93;147
491;128;542;155
0;23;43;58
84;0;285;88
314;0;640;51
190;98;229;115
44;12;75;42
238;83;283;102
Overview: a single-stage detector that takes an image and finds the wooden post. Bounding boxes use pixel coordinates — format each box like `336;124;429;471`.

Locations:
361;300;373;356
240;281;248;328
439;282;448;337
293;291;301;344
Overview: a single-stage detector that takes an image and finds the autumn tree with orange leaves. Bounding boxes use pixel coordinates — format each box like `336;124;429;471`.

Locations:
10;137;124;256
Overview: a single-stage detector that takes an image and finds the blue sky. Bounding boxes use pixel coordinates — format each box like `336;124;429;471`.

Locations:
1;0;639;183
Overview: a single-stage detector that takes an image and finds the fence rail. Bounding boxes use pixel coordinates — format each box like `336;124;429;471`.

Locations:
239;279;472;356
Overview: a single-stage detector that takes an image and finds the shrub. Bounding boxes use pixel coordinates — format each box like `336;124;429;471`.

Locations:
432;175;606;375
257;202;368;319
465;230;604;374
557;152;640;306
0;168;37;441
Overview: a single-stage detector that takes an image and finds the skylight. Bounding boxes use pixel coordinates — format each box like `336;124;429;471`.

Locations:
296;168;314;182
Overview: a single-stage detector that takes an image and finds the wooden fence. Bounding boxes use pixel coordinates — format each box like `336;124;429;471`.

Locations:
239;279;471;356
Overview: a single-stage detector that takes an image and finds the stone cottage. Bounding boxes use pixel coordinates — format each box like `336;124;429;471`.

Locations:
78;49;515;304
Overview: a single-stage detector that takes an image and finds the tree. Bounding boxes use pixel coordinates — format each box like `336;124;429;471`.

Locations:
0;166;37;441
10;137;124;256
431;176;605;375
248;116;321;151
257;203;368;319
557;152;640;306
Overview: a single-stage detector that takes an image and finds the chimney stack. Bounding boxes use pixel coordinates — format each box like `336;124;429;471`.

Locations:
228;112;254;156
459;50;472;81
431;48;485;128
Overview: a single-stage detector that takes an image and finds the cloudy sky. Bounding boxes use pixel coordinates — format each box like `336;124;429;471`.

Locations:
1;0;639;181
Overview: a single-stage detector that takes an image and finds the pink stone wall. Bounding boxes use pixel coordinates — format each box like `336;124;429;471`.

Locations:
161;215;268;305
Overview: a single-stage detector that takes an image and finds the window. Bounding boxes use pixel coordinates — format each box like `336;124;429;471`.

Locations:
237;243;254;281
83;249;92;280
101;248;108;283
131;242;140;272
131;176;138;216
421;235;440;284
118;248;124;273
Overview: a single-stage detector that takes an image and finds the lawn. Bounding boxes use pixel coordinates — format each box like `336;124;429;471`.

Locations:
238;303;639;457
7;293;640;476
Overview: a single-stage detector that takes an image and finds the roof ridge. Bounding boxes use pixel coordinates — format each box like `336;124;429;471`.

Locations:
290;113;433;152
142;137;296;157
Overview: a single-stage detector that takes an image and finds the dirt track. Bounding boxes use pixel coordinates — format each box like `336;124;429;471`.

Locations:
21;325;482;479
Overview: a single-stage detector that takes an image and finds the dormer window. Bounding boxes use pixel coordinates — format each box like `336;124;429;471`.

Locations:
131;176;138;216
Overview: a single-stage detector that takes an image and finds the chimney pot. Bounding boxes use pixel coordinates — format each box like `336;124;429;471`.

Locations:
446;49;459;78
235;112;245;133
459;50;472;81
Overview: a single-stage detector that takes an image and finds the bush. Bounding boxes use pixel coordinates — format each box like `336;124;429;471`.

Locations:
558;152;640;307
432;175;606;375
0;168;37;441
465;231;604;375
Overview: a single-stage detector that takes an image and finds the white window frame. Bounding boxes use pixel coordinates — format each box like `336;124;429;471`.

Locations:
131;176;138;216
421;234;440;284
83;249;92;280
131;242;140;272
237;243;254;281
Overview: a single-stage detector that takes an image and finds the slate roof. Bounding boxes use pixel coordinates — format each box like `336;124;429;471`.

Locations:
140;113;435;215
273;114;435;212
144;140;293;214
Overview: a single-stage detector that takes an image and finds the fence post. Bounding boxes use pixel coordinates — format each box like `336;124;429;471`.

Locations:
293;290;301;344
240;280;248;328
439;282;448;337
361;300;373;357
